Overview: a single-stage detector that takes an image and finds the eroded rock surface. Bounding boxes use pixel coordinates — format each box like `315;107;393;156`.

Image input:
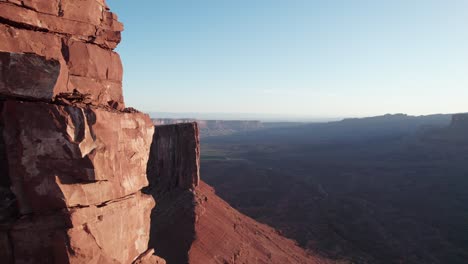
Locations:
0;0;125;110
11;192;154;264
0;0;162;263
1;101;153;214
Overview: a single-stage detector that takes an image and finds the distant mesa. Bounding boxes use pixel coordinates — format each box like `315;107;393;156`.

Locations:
450;113;468;128
152;118;264;137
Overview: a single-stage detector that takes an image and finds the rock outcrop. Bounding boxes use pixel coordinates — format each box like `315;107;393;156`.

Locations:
147;123;333;264
147;123;200;194
0;1;160;263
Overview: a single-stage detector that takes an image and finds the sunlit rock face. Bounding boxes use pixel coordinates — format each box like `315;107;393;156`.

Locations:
0;0;125;110
1;101;153;213
0;0;162;263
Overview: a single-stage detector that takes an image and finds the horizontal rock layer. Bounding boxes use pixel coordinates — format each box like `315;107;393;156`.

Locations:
0;2;124;109
0;100;154;214
0;0;123;49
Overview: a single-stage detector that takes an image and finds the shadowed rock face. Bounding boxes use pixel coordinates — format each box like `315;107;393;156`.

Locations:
146;123;200;264
148;123;200;194
0;52;60;99
0;0;162;263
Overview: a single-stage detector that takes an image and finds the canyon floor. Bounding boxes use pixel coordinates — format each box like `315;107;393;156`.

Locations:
201;114;468;264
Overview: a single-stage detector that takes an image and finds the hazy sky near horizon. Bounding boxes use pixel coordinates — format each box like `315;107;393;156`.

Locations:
108;0;468;118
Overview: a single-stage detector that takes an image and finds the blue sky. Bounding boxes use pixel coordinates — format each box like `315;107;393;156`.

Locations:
108;0;468;119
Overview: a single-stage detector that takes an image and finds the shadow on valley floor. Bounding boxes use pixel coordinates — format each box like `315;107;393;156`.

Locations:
201;114;468;264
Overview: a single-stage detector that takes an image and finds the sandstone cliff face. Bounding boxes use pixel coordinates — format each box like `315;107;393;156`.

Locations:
0;0;124;109
147;123;200;264
0;1;161;263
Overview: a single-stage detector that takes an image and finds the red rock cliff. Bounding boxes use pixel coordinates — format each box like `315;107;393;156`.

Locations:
0;1;163;263
147;123;200;194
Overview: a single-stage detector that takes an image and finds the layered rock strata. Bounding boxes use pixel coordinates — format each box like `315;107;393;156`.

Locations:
0;1;160;263
0;0;124;110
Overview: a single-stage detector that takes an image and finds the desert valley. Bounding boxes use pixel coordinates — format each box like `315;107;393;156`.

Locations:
1;0;468;263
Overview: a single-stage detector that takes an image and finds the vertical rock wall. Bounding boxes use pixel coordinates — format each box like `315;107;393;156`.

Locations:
146;123;200;264
147;123;200;194
0;1;160;263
